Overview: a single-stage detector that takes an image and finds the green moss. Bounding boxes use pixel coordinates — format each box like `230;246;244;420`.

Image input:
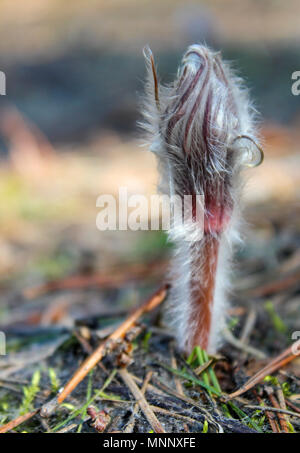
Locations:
20;370;40;415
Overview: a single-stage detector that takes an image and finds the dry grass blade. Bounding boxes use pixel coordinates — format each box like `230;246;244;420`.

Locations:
151;405;201;426
170;348;184;396
41;285;168;416
124;371;153;432
228;339;300;399
151;375;218;430
223;328;266;359
246;405;300;419
194;358;215;376
239;308;257;344
276;386;292;432
265;386;289;433
119;368;165;433
253;390;279;433
286;399;300;414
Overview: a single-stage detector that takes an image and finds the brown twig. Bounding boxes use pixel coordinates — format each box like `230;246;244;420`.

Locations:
23;261;167;299
227;339;300;399
252;390;279;433
276;386;292;432
286;399;300;414
0;409;39;434
41;285;168;416
247;268;300;298
73;329;112;377
265;386;288;433
119;368;165;433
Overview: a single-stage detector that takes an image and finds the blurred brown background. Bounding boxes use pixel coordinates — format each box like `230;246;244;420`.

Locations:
0;0;299;308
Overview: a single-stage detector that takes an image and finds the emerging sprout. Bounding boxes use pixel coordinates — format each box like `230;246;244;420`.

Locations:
142;44;263;353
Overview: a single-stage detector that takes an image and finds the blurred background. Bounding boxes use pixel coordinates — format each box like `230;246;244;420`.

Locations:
0;0;299;328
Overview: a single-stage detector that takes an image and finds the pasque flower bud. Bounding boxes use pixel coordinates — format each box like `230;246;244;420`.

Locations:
142;44;263;353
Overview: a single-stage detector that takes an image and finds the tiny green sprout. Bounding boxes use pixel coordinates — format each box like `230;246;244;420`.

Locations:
252;409;266;427
202;420;209;433
60;403;76;411
287;421;295;433
227;401;262;432
221;403;231;418
31;369;40;387
190;346;222;397
20;369;40;414
77;370;94;433
142;331;152;351
195;347;211;397
97;391;123;401
264;301;287;334
1;402;9;411
263;375;279;386
49;367;60;393
227;317;239;330
281;382;292;397
186;347;197;365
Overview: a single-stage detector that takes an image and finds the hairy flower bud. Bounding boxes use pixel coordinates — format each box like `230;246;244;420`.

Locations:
142;44;263;353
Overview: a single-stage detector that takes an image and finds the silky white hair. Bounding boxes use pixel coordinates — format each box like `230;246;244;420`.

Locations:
140;44;262;353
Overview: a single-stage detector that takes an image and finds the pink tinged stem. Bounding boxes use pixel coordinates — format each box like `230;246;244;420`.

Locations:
188;236;219;351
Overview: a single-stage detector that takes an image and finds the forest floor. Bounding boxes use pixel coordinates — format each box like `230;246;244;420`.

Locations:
0;124;299;433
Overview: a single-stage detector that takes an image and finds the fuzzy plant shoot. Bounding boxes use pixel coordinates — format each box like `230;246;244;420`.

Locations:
142;44;263;354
